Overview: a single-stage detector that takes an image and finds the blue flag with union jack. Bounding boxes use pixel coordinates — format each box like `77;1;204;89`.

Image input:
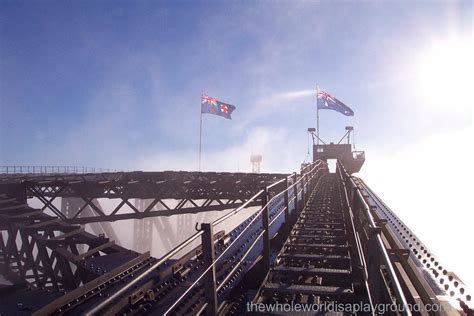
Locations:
317;90;354;116
201;95;236;119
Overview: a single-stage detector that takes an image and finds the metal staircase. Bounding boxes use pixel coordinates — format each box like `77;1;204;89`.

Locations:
251;174;370;314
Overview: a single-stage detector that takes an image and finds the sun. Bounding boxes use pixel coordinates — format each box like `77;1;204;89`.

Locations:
415;37;473;112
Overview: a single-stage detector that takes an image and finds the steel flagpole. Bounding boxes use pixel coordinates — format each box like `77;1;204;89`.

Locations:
316;85;320;145
199;92;203;171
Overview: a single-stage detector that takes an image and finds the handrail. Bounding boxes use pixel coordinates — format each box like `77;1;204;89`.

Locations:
266;177;287;190
0;165;119;175
163;191;279;315
216;229;265;292
353;184;411;315
212;161;322;227
212;189;264;227
85;160;327;315
358;178;474;313
84;229;204;315
269;167;325;227
337;161;411;315
336;166;375;316
163;161;326;315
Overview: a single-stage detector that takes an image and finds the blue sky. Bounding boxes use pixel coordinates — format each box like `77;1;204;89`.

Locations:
2;0;470;170
1;0;473;284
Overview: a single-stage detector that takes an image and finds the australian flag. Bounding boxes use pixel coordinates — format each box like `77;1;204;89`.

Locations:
317;90;354;116
201;95;236;119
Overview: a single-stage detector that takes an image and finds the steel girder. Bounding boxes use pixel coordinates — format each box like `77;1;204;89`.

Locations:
0;194;139;292
5;171;287;199
61;197;120;243
0;171;286;224
40;163;322;315
133;199;154;253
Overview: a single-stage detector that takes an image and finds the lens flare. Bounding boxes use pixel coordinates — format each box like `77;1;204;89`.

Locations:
416;37;473;112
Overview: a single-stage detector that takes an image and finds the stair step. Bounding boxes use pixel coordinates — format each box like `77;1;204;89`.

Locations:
272;266;351;275
293;227;344;232
296;220;344;226
262;282;353;296
280;253;350;260
286;243;348;249
289;235;346;240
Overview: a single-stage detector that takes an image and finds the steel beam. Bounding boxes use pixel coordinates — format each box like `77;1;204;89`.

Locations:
0;195;139;291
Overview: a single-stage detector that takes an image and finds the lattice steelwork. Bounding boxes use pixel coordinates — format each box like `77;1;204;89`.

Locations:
0;194;139;293
133;199;154;253
0;159;472;315
3;171;286;224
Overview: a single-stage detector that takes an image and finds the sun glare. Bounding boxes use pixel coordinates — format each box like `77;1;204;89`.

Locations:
416;37;473;112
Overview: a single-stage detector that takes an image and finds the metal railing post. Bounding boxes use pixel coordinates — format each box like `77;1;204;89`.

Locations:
201;223;218;315
262;187;270;272
302;174;307;208
293;173;299;216
312;163;317;190
283;177;289;223
367;216;383;305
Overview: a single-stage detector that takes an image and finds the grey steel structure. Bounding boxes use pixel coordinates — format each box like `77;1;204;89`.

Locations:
0;139;472;315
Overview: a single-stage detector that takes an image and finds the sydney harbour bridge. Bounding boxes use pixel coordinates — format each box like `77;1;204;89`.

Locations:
0;129;472;315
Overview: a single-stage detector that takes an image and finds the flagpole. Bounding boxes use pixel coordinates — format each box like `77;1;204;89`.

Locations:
316;85;320;145
199;92;203;172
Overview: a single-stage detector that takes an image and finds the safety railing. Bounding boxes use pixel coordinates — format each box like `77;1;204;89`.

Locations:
335;160;375;314
352;151;365;159
84;160;328;315
337;161;412;316
356;178;474;314
0;166;119;175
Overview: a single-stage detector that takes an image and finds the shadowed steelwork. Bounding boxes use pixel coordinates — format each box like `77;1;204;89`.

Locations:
0;171;287;224
0;160;472;315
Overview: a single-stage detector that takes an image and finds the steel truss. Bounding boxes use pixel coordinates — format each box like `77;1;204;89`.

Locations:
0;194;139;293
2;171;287;224
34;162;324;315
1;163;473;315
